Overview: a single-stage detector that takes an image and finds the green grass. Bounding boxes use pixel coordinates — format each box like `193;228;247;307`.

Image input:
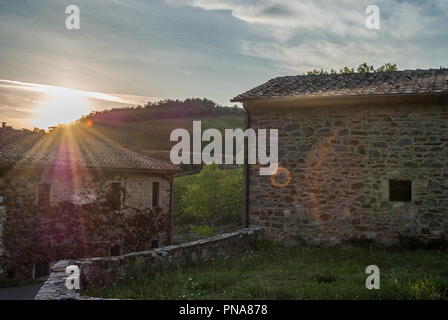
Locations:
85;241;448;300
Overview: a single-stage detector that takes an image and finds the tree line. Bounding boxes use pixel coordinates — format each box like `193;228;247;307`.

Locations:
305;62;398;75
76;98;243;126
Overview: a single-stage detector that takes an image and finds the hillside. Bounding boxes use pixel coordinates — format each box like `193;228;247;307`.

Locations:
72;98;244;162
81;98;242;124
79;116;243;159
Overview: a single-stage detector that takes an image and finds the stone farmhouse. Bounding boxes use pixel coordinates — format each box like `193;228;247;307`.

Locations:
0;126;178;279
233;69;448;245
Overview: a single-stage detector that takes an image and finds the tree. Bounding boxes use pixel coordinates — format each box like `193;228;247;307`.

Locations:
306;68;338;75
305;62;397;75
181;164;243;234
357;62;375;73
340;66;356;74
376;63;398;72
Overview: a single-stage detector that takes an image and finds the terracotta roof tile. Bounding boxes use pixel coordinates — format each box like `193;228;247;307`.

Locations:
0;129;179;172
231;69;448;102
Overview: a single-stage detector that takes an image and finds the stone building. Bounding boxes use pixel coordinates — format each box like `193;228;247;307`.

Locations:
232;69;448;245
0;127;178;279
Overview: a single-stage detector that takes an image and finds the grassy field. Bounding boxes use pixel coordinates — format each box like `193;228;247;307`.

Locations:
85;241;448;300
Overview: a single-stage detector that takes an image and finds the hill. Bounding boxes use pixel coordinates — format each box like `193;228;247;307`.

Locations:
72;98;244;162
80;98;242;124
78;116;243;159
2;99;244;168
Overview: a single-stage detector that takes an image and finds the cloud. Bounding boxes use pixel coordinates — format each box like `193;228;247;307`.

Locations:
166;0;445;39
166;0;372;40
0;79;160;129
166;0;448;72
240;40;425;73
0;79;159;105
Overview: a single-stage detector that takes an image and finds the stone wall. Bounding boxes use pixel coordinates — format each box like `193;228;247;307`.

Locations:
0;168;171;213
35;228;260;300
0;167;173;279
246;99;448;245
0;207;4;278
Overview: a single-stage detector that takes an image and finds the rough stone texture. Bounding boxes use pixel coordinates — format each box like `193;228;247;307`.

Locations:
0;207;5;278
246;101;448;245
0;167;173;279
35;228;260;300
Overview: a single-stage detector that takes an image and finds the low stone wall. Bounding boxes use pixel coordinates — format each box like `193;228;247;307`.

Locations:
0;207;5;278
35;228;260;300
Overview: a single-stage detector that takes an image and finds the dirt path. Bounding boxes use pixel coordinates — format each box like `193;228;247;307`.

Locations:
0;283;43;300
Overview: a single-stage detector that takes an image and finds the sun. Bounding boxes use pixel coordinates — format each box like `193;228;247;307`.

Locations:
33;88;90;129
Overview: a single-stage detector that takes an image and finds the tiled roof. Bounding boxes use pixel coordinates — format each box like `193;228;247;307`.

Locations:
231;69;448;102
0;128;179;172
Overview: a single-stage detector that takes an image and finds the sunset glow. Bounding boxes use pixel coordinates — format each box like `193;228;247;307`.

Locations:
33;88;90;129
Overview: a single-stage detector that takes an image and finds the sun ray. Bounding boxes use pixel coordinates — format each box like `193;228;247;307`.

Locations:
33;89;90;129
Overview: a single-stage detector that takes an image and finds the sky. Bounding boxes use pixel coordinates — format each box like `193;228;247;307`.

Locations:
0;0;447;129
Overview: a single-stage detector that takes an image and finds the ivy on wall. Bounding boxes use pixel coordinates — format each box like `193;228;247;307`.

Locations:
2;201;168;279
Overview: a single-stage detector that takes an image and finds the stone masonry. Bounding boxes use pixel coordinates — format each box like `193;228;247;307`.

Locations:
0;207;5;278
245;99;448;245
35;228;260;300
0;167;173;279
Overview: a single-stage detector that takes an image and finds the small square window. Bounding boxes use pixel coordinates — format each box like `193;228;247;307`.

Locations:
151;240;159;249
389;180;412;202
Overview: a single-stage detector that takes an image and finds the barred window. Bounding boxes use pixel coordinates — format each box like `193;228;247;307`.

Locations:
34;261;49;278
389;180;412;202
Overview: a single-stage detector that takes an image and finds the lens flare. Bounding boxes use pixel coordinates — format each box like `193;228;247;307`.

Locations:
33;88;90;129
270;165;291;188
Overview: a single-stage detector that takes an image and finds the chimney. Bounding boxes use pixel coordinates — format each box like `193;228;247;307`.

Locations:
1;122;6;128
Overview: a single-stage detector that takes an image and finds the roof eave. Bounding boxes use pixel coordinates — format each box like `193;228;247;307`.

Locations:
0;163;180;174
232;92;448;104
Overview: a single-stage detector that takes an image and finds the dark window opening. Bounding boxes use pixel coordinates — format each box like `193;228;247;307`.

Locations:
152;182;160;208
38;183;51;207
6;269;16;279
111;182;122;210
110;246;121;256
34;261;49;278
151;240;159;249
389;180;412;202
